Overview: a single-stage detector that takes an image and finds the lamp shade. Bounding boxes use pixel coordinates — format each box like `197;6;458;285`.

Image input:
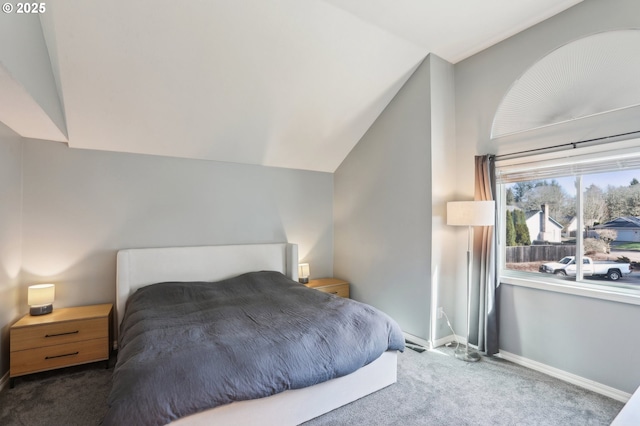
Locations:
298;263;310;284
28;284;55;306
298;263;310;278
447;201;495;226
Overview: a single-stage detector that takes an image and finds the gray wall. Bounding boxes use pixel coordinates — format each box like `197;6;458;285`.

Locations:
18;139;334;336
0;12;66;138
427;55;459;342
334;57;433;340
333;55;459;343
455;0;640;393
500;285;639;392
0;124;23;376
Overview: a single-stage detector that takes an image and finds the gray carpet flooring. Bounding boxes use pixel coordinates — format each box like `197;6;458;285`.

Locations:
0;346;624;425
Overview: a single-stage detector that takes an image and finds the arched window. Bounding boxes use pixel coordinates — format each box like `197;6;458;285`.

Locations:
491;30;640;139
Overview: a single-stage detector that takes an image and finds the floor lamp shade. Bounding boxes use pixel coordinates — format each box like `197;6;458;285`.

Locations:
447;201;495;227
446;200;495;362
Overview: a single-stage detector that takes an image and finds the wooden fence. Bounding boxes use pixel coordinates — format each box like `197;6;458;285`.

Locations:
505;245;576;263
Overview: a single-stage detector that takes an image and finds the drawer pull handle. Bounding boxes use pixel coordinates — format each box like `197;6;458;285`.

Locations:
45;330;79;338
330;291;338;294
45;352;79;360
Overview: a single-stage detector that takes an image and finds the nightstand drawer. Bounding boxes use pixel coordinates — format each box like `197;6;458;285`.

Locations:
305;278;350;298
10;337;109;377
315;283;350;298
11;317;108;351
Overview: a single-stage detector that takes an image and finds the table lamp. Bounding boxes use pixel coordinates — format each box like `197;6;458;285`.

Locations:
28;283;55;316
298;263;310;284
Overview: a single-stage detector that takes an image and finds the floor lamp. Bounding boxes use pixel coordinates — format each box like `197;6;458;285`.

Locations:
447;200;495;362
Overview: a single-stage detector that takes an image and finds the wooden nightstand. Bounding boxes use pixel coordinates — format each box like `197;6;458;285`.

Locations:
305;278;350;298
9;303;113;388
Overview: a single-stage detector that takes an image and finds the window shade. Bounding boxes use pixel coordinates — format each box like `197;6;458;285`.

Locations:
495;142;640;184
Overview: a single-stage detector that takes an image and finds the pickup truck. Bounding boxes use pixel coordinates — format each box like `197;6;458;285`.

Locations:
539;256;632;281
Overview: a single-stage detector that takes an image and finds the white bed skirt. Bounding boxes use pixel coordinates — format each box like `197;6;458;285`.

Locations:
171;350;398;426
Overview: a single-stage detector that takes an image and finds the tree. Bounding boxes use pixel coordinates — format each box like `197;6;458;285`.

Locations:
583;184;606;228
606;185;629;219
518;179;574;223
512;181;537;203
627;184;640;217
631;178;639;186
506;188;515;205
595;229;618;254
584;238;607;255
513;210;531;245
515;223;531;246
505;210;516;246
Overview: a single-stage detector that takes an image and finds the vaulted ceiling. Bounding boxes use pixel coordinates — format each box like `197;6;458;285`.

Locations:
1;0;582;172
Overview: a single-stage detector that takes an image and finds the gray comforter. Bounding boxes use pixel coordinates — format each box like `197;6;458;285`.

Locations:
103;271;404;425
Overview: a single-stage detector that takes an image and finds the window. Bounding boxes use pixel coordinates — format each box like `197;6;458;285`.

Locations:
496;139;640;300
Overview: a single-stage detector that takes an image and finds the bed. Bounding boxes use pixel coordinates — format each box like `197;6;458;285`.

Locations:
104;243;403;425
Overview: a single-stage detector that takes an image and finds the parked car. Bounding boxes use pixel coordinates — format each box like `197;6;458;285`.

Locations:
539;256;631;281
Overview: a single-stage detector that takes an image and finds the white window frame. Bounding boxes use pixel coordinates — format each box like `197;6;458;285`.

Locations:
496;138;640;306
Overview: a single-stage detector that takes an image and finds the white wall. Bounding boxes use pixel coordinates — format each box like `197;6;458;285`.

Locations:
455;0;640;393
19;139;334;325
0;123;23;376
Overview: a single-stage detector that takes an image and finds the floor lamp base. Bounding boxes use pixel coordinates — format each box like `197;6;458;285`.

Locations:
455;346;481;362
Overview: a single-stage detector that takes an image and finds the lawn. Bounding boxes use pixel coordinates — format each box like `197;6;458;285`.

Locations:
613;242;640;251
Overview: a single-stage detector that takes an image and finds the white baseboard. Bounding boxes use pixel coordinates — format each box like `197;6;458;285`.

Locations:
499;350;631;403
402;332;431;349
431;333;467;349
401;336;629;403
0;370;8;391
401;332;469;351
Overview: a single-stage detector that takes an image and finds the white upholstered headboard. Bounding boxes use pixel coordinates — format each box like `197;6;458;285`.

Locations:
116;243;298;327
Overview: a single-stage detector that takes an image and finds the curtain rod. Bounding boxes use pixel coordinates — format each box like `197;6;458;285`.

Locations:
491;130;640;161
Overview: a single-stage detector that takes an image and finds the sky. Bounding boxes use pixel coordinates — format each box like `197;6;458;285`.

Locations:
553;170;640;197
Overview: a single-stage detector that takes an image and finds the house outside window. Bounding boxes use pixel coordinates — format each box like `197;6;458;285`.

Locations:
496;139;640;301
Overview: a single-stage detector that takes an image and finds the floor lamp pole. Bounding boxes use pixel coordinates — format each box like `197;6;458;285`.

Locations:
456;224;481;362
447;199;495;362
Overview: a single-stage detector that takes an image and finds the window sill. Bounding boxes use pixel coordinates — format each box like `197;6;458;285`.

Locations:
500;272;640;306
